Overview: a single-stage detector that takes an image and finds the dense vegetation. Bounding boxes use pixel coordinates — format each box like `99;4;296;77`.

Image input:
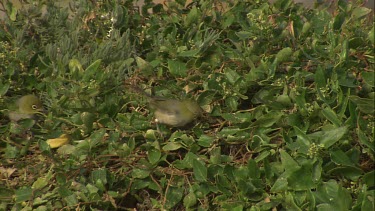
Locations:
0;0;374;210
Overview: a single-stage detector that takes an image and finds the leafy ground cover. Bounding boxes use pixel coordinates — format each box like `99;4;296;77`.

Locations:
0;0;374;210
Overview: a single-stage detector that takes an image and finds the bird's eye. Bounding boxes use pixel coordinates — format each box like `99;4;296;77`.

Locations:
32;104;38;110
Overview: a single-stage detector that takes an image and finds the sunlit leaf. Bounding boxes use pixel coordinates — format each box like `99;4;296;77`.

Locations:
163;142;183;151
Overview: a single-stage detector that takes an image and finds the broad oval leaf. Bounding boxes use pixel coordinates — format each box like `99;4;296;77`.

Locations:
193;159;207;182
148;148;161;164
167;59;187;77
162;142;183;151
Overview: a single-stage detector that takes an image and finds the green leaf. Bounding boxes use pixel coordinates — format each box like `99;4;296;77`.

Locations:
301;21;311;35
328;166;363;180
87;183;99;194
131;168;150;179
167;59;187;77
276;94;292;106
135;56;152;72
183;192;197;208
10;119;36;134
91;169;107;184
230;205;244;211
322;107;342;127
163;142;183;151
64;194;79;207
15;187;32;203
362;72;375;87
148;148;161;164
280;150;300;174
81;112;96;134
234;166;249;180
178;49;199;57
251;111;283;127
270;175;288;192
312;160;323;182
222;12;235;28
86;59;101;72
333;12;345;31
314;65;326;88
351;7;372;20
319;126;348;149
349;96;375;114
83;59;102;81
313;180;352;210
217;174;231;191
76;128;106;151
178;152;199;169
274;47;293;64
197;90;216;106
144;129;158;140
254;151;271;163
284;192;303;211
197;135;214;147
369;26;374;44
9;4;18;21
224;68;241;85
357;129;375;152
165;187;184;209
221;112;251;124
354;188;375;211
185;6;199;27
68;59;83;73
293;126;311;147
340;39;349;62
209;147;222;165
4;144;18;159
225;96;239;111
236;31;252;40
0;82;10;96
58;186;73;198
330;150;355;166
193;159;207;182
32;177;49;190
132;179;150;190
363;170;375;187
247;159;260;179
288;165;316;190
81;112;96;126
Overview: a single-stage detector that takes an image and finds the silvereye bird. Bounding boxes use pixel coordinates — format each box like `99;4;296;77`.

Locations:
131;86;202;127
7;95;44;122
151;98;202;127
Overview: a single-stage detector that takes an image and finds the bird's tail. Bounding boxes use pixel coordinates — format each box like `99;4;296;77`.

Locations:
128;85;152;98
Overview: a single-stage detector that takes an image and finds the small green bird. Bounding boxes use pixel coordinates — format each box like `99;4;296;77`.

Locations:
151;98;202;127
7;95;44;122
131;86;202;127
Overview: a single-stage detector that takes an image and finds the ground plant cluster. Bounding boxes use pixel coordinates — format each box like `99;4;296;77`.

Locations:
0;0;374;210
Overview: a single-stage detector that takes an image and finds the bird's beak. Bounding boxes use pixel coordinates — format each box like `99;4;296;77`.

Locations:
38;107;48;116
